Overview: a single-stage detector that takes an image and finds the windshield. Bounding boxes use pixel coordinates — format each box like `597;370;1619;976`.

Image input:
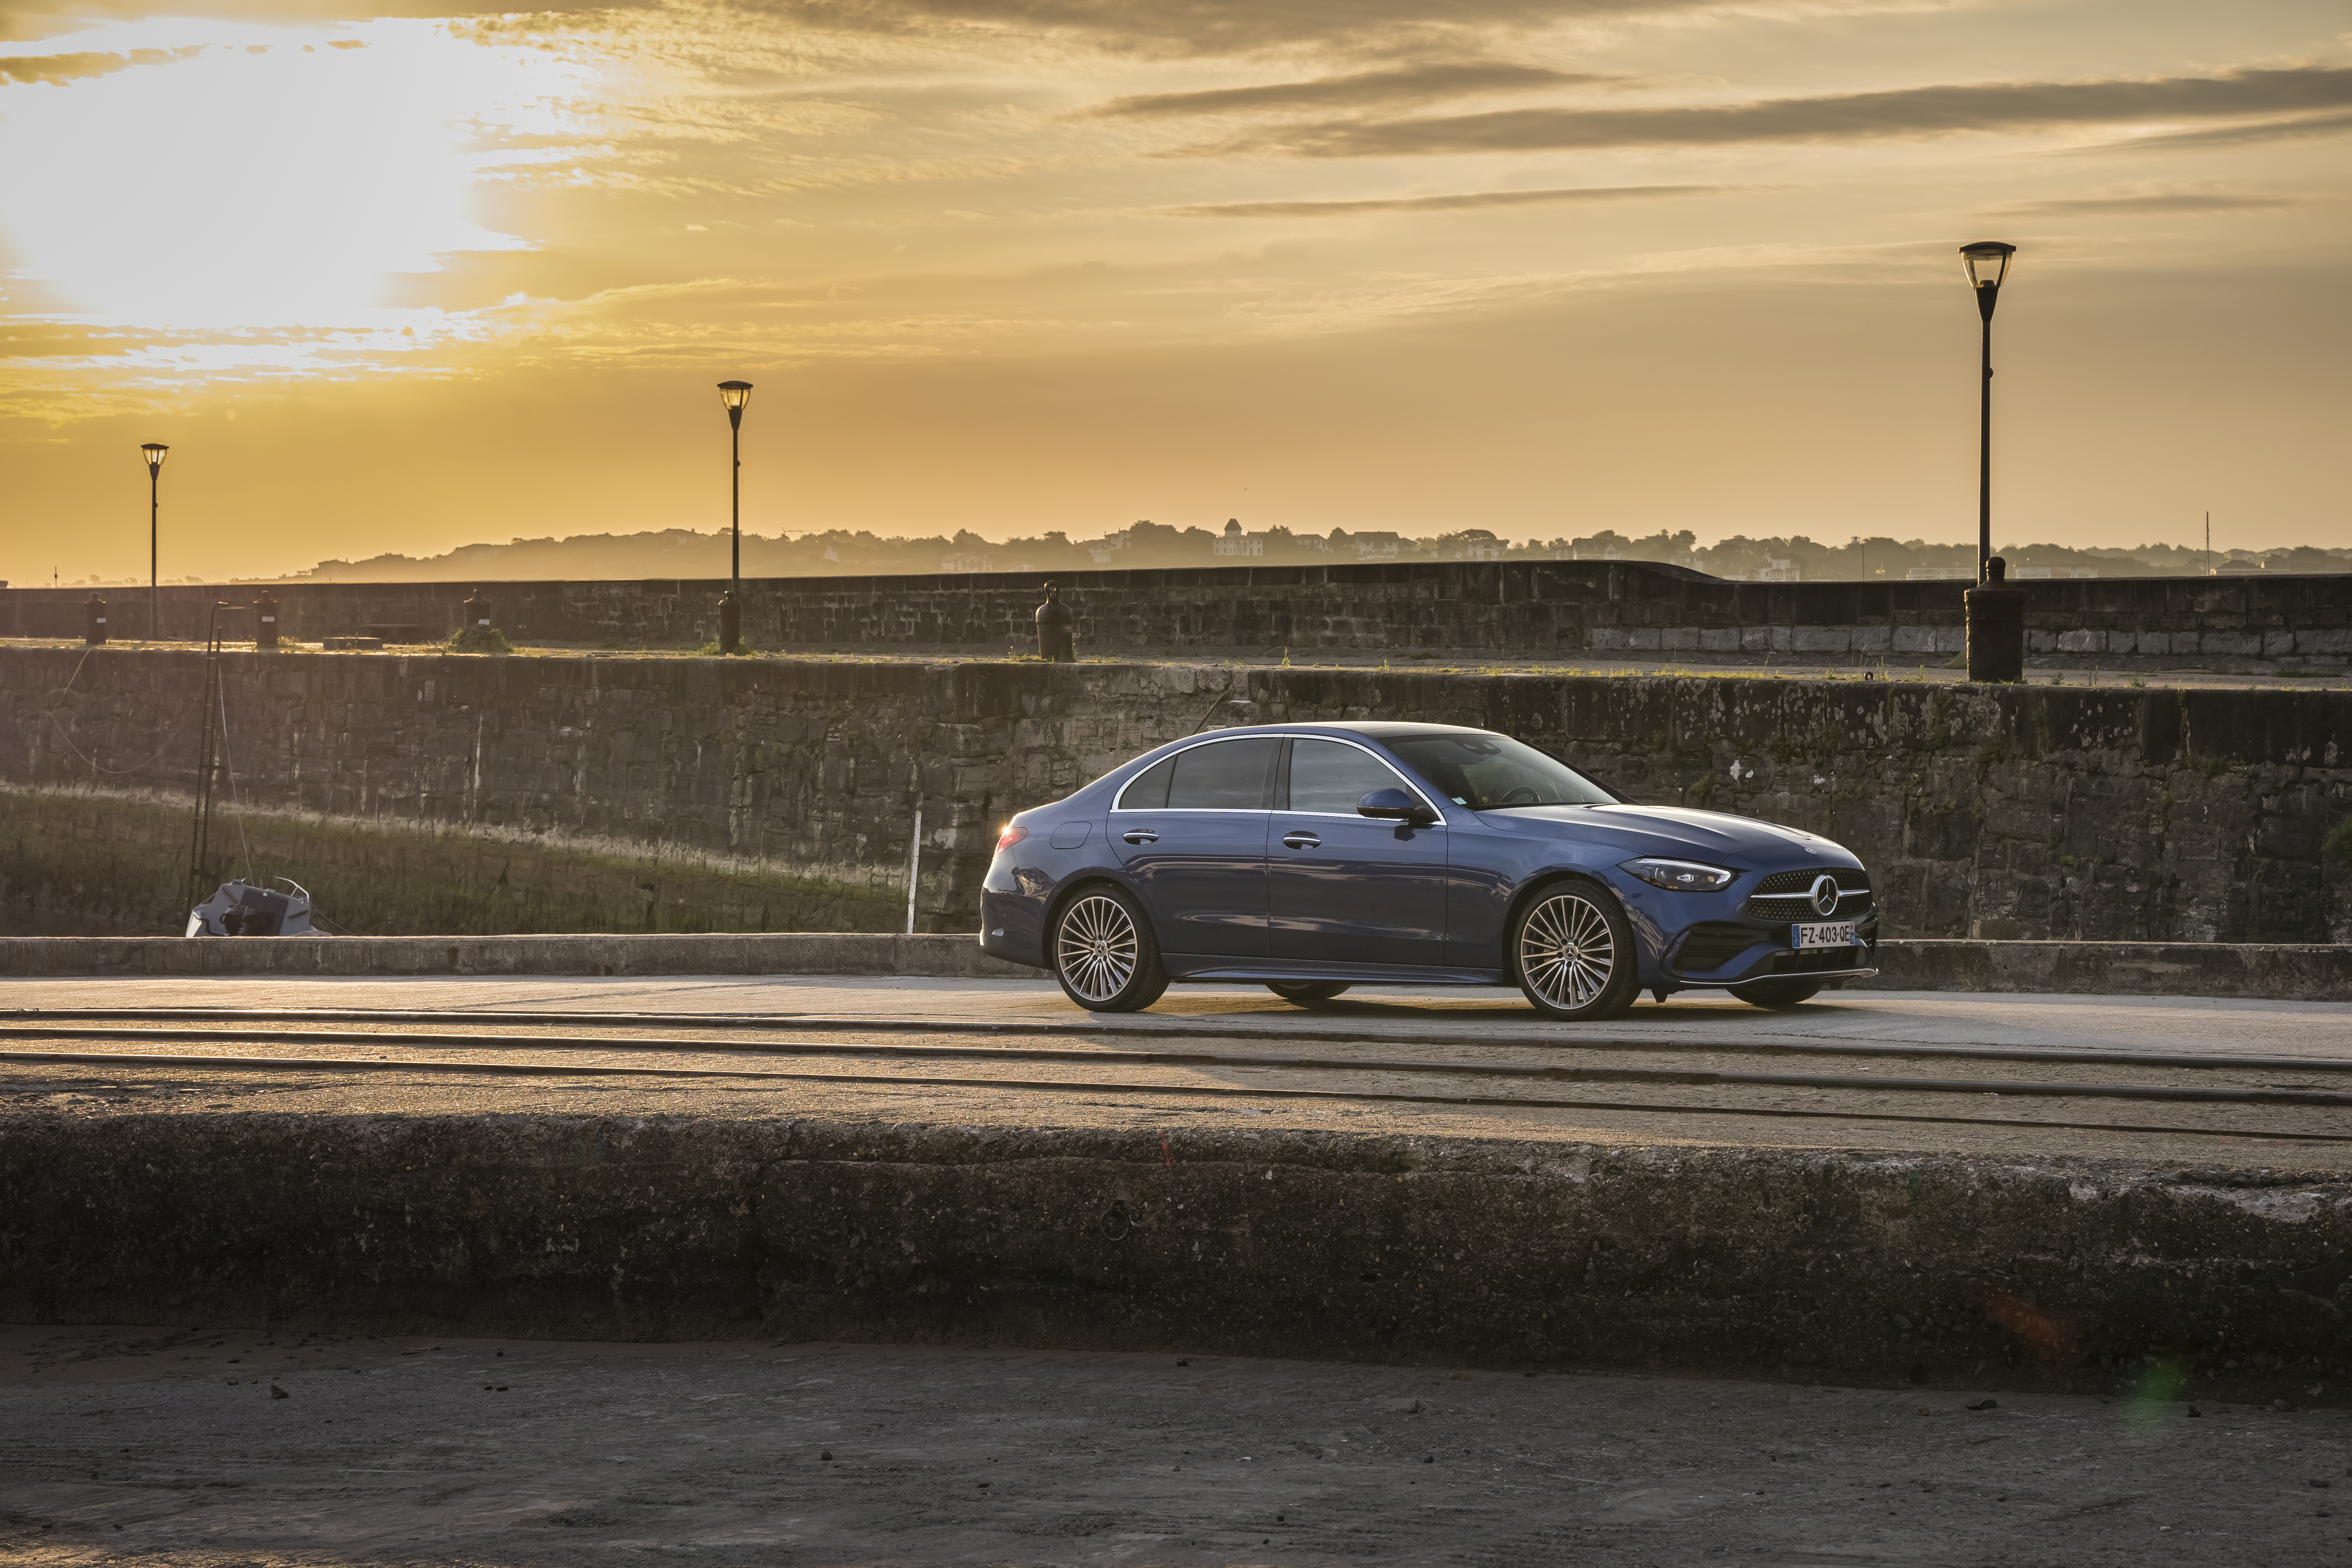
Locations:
1384;733;1617;811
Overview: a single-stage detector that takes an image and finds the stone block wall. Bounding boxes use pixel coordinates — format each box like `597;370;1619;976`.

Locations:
6;562;2346;669
3;649;2346;940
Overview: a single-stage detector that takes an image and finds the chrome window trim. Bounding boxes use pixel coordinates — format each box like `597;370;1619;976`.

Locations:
1111;732;1281;813
1276;734;1448;827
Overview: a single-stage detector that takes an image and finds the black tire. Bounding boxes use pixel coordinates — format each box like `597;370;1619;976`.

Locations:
1728;979;1824;1009
1510;879;1640;1022
1265;980;1351;1005
1050;885;1167;1012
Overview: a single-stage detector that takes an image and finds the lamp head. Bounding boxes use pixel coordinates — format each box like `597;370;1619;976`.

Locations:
717;380;752;429
1958;241;2016;321
140;441;169;476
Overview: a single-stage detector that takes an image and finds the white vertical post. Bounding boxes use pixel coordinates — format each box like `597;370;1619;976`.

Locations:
904;800;923;935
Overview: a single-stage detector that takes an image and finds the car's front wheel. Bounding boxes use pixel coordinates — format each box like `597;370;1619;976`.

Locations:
1265;980;1351;1006
1728;979;1823;1009
1511;881;1639;1021
1050;885;1167;1012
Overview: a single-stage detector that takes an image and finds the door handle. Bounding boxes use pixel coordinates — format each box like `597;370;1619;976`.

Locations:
1281;832;1321;849
1122;828;1158;844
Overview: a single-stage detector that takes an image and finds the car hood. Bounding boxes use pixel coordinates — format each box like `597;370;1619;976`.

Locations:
1479;804;1859;867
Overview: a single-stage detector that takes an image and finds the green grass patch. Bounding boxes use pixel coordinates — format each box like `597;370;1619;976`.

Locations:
0;787;903;938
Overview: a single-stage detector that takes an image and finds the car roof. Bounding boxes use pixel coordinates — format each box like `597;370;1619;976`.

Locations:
1246;721;1494;740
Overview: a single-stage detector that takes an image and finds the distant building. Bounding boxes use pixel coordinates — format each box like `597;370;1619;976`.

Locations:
1212;519;1264;558
1755;557;1801;583
1348;531;1405;559
940;552;993;574
1085;525;1140;564
1907;566;1973;581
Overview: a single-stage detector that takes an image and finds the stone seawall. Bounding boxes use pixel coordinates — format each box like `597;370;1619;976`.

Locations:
4;649;2347;941
7;1110;2351;1403
8;562;2346;668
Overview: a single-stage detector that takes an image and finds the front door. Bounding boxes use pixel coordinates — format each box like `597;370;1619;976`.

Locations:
1268;736;1449;968
1109;734;1278;959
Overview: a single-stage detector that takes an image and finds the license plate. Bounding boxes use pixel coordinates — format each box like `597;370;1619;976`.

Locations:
1794;922;1858;950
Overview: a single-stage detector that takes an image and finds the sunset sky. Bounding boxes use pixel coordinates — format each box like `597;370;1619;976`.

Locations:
2;0;2346;582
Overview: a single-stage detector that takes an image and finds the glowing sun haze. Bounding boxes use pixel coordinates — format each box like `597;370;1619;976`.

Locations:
1;0;2346;581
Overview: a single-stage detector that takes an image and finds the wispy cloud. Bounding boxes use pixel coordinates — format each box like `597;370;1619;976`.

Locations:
0;44;200;84
1162;181;1744;216
1984;184;2304;218
734;0;1721;58
1231;64;2352;157
1087;61;1628;119
2067;107;2352;154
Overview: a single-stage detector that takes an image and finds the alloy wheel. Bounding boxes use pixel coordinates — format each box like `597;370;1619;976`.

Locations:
1518;891;1617;1011
1057;894;1139;1004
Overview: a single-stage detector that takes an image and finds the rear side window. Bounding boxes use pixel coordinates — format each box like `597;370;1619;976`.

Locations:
1166;737;1278;809
1117;755;1175;810
1287;738;1422;815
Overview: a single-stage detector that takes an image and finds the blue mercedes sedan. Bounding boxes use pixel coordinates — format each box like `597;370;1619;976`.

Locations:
978;722;1878;1020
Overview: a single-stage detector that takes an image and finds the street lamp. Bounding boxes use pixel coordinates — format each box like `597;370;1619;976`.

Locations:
1958;241;2015;583
140;442;169;641
716;380;753;652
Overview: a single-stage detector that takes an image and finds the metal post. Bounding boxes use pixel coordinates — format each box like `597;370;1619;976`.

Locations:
1978;312;1992;584
731;416;741;594
150;466;160;642
904;801;923;935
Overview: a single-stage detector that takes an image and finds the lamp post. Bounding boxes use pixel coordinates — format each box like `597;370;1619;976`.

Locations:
1957;242;2015;584
716;381;753;653
140;442;169;641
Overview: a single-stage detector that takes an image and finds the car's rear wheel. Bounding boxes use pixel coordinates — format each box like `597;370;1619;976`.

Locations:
1050;885;1167;1012
1728;979;1823;1009
1512;881;1639;1021
1265;980;1351;1006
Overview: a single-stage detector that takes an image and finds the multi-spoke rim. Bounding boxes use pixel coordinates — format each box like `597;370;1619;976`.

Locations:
1057;894;1139;1004
1518;891;1616;1012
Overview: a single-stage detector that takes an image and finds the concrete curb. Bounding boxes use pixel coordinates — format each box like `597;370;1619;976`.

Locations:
0;932;1031;980
1862;940;2352;1002
0;933;2346;999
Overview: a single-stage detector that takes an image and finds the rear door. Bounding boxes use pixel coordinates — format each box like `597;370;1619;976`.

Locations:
1108;735;1278;960
1268;736;1449;968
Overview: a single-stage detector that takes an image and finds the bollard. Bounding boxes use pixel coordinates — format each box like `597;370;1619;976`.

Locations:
718;588;742;654
1035;582;1075;662
463;588;492;632
254;592;279;650
84;594;107;647
1965;556;2025;683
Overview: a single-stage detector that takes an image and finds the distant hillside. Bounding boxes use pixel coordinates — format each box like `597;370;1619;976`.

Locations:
270;526;2352;585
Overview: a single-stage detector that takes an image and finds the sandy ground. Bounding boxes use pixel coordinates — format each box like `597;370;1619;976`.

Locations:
2;1326;2346;1567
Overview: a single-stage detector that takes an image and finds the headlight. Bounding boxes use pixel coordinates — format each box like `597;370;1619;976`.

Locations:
1622;857;1736;891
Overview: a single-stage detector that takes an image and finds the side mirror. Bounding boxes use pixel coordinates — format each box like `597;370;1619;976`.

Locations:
1357;787;1436;825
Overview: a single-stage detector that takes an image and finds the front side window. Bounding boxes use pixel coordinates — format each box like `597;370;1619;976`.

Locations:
1287;738;1425;815
1384;733;1616;811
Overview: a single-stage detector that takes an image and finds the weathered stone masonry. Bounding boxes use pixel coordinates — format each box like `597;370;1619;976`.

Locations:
5;648;2346;942
7;561;2346;668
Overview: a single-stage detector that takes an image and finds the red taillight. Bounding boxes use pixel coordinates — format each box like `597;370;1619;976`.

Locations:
994;824;1028;856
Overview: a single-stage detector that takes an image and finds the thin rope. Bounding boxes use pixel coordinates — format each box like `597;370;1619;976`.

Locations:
215;674;254;884
42;646;195;777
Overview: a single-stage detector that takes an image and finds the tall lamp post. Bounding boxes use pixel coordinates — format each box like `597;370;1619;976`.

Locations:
1958;242;2015;583
716;381;753;653
140;442;169;641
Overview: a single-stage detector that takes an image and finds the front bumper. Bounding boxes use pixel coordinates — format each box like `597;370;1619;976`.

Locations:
1663;916;1881;987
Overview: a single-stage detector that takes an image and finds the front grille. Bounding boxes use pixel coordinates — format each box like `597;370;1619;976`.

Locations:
1744;867;1873;922
1674;922;1758;974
